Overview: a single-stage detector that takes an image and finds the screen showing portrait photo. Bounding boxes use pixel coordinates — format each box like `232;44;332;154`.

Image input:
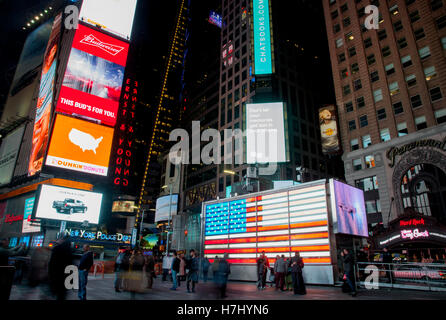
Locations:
330;179;368;237
34;184;103;224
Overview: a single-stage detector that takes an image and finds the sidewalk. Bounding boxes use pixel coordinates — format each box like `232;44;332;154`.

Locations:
9;274;446;300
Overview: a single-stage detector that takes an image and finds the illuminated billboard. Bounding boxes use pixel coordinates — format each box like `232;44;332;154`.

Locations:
155;194;178;223
0;126;25;186
246;102;287;163
22;197;40;234
33;184;103;224
253;0;273;75
56;24;129;127
209;11;222;28
112;200;135;213
45;114;114;176
329;180;368;237
79;0;138;40
203;183;331;265
319;105;341;155
28;14;62;177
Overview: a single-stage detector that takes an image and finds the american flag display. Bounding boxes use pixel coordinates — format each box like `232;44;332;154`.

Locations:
204;183;332;265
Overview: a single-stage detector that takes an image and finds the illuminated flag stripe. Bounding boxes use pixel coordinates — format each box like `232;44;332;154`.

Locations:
229;243;259;248
303;257;331;264
229;232;257;238
256;197;288;206
204;234;229;240
261;192;288;200
258;218;289;226
289;208;327;217
257;229;290;236
257;207;288;215
289;203;327;211
259;202;288;211
204;244;229;249
289;214;328;224
289;185;326;195
291;239;329;246
289;196;327;207
290;226;328;234
290;232;329;240
288;190;326;201
204;239;229;245
229;237;258;244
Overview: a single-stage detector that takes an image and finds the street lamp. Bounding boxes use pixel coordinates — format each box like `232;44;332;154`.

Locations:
162;184;173;255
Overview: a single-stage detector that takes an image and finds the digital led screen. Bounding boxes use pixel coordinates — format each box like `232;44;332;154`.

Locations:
28;14;61;177
45;114;114;176
0;126;25;186
112;200;135;213
56;24;129;127
319;105;340;154
22;197;41;234
141;234;158;249
246;102;286;164
253;0;273;75
204;183;331;265
34;184;103;224
79;0;138;40
209;11;222;28
329;180;368;237
155;194;179;223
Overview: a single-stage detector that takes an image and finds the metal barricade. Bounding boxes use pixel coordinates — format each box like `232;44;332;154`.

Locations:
0;266;16;300
356;262;446;292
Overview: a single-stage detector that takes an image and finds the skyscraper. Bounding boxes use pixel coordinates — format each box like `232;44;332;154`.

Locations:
323;0;446;228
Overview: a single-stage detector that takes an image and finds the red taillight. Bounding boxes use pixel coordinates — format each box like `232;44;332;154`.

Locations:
439;272;445;276
65;203;68;207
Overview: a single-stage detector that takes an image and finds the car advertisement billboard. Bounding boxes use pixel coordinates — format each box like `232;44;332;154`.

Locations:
329;179;368;238
28;14;62;177
246;102;287;163
253;0;273;75
319;105;341;155
79;0;138;40
0;126;26;186
155;194;178;223
33;184;103;224
22;197;40;234
56;24;129;127
45;114;114;176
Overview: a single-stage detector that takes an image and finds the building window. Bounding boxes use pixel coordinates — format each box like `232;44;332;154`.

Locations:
370;71;379;82
340;3;348;12
354;79;362;91
431;0;444;11
345;101;354;112
419;46;431;59
397;122;408;136
394;20;403;32
348;46;356;57
430;87;443;101
353;159;362;171
402;55;412;68
435;108;446;124
362;134;372;148
378;29;387;40
336;38;343;48
406;0;416;5
343;84;351;96
414;28;425;40
357;96;365;109
366;200;381;214
373;89;383;102
367;54;376;65
436;15;446;29
333;23;341;33
377;108;387;120
365;155;376;168
356;176;379;191
409;10;420;23
341;68;349;79
343;17;351;27
351;63;359;74
380;128;391;142
411;94;422;108
442;37;446;49
385;63;395;75
397;37;408;49
338;52;346;62
351;138;359;151
364;37;372;48
359;115;368;128
415;115;427;130
424;66;437;81
406;74;417;87
389;82;400;96
393;102;404;115
349;120;357;131
382;46;391;57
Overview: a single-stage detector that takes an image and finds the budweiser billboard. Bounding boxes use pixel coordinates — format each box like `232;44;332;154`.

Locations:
56;24;129;127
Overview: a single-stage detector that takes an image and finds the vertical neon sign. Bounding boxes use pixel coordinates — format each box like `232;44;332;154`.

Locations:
253;0;273;75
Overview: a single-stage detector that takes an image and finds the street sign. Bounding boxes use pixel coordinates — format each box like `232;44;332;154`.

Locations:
131;228;138;248
60;221;66;235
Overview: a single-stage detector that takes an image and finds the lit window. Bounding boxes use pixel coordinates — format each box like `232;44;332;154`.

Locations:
353;159;362;171
385;63;395;75
419;46;431;59
373;89;383;102
424;66;437;81
389;82;400;95
390;5;399;15
415;115;427;130
351;138;359;151
402;55;412;68
336;38;344;48
397;122;408;136
362;135;372;148
365;155;376;168
380;128;391;142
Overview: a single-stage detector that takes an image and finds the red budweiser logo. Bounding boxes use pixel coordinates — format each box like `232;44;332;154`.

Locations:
80;34;124;56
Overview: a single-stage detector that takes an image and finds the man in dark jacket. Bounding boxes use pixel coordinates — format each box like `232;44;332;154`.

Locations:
48;236;73;300
341;248;357;297
215;253;230;298
291;252;306;295
170;251;181;290
186;249;199;293
78;244;94;300
382;247;393;283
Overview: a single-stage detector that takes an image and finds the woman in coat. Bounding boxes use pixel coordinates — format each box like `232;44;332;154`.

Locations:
290;252;306;295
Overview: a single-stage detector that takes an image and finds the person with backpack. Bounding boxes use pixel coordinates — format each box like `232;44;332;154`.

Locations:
291;251;306;295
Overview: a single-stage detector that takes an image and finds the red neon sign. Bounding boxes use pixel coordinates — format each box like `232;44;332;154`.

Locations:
400;218;425;227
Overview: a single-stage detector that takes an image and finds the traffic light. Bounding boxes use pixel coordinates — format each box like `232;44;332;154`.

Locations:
184;229;188;237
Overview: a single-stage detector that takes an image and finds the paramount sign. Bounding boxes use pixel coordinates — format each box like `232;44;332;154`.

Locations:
386;137;446;167
80;34;125;56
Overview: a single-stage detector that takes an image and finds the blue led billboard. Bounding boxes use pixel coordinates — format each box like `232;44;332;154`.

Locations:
253;0;273;75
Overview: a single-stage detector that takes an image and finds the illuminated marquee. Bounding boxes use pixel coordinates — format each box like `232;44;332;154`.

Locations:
253;0;273;75
203;184;331;265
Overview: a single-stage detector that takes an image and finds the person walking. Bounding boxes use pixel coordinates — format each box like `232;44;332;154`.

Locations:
145;254;155;289
341;248;357;297
275;255;286;291
202;257;211;282
162;253;171;282
212;256;220;281
256;254;267;290
114;249;125;292
126;250;145;299
186;249;199;293
178;253;186;287
170;251;181;290
78;244;94;300
382;247;393;284
48;235;73;300
290;251;306;295
215;253;230;299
